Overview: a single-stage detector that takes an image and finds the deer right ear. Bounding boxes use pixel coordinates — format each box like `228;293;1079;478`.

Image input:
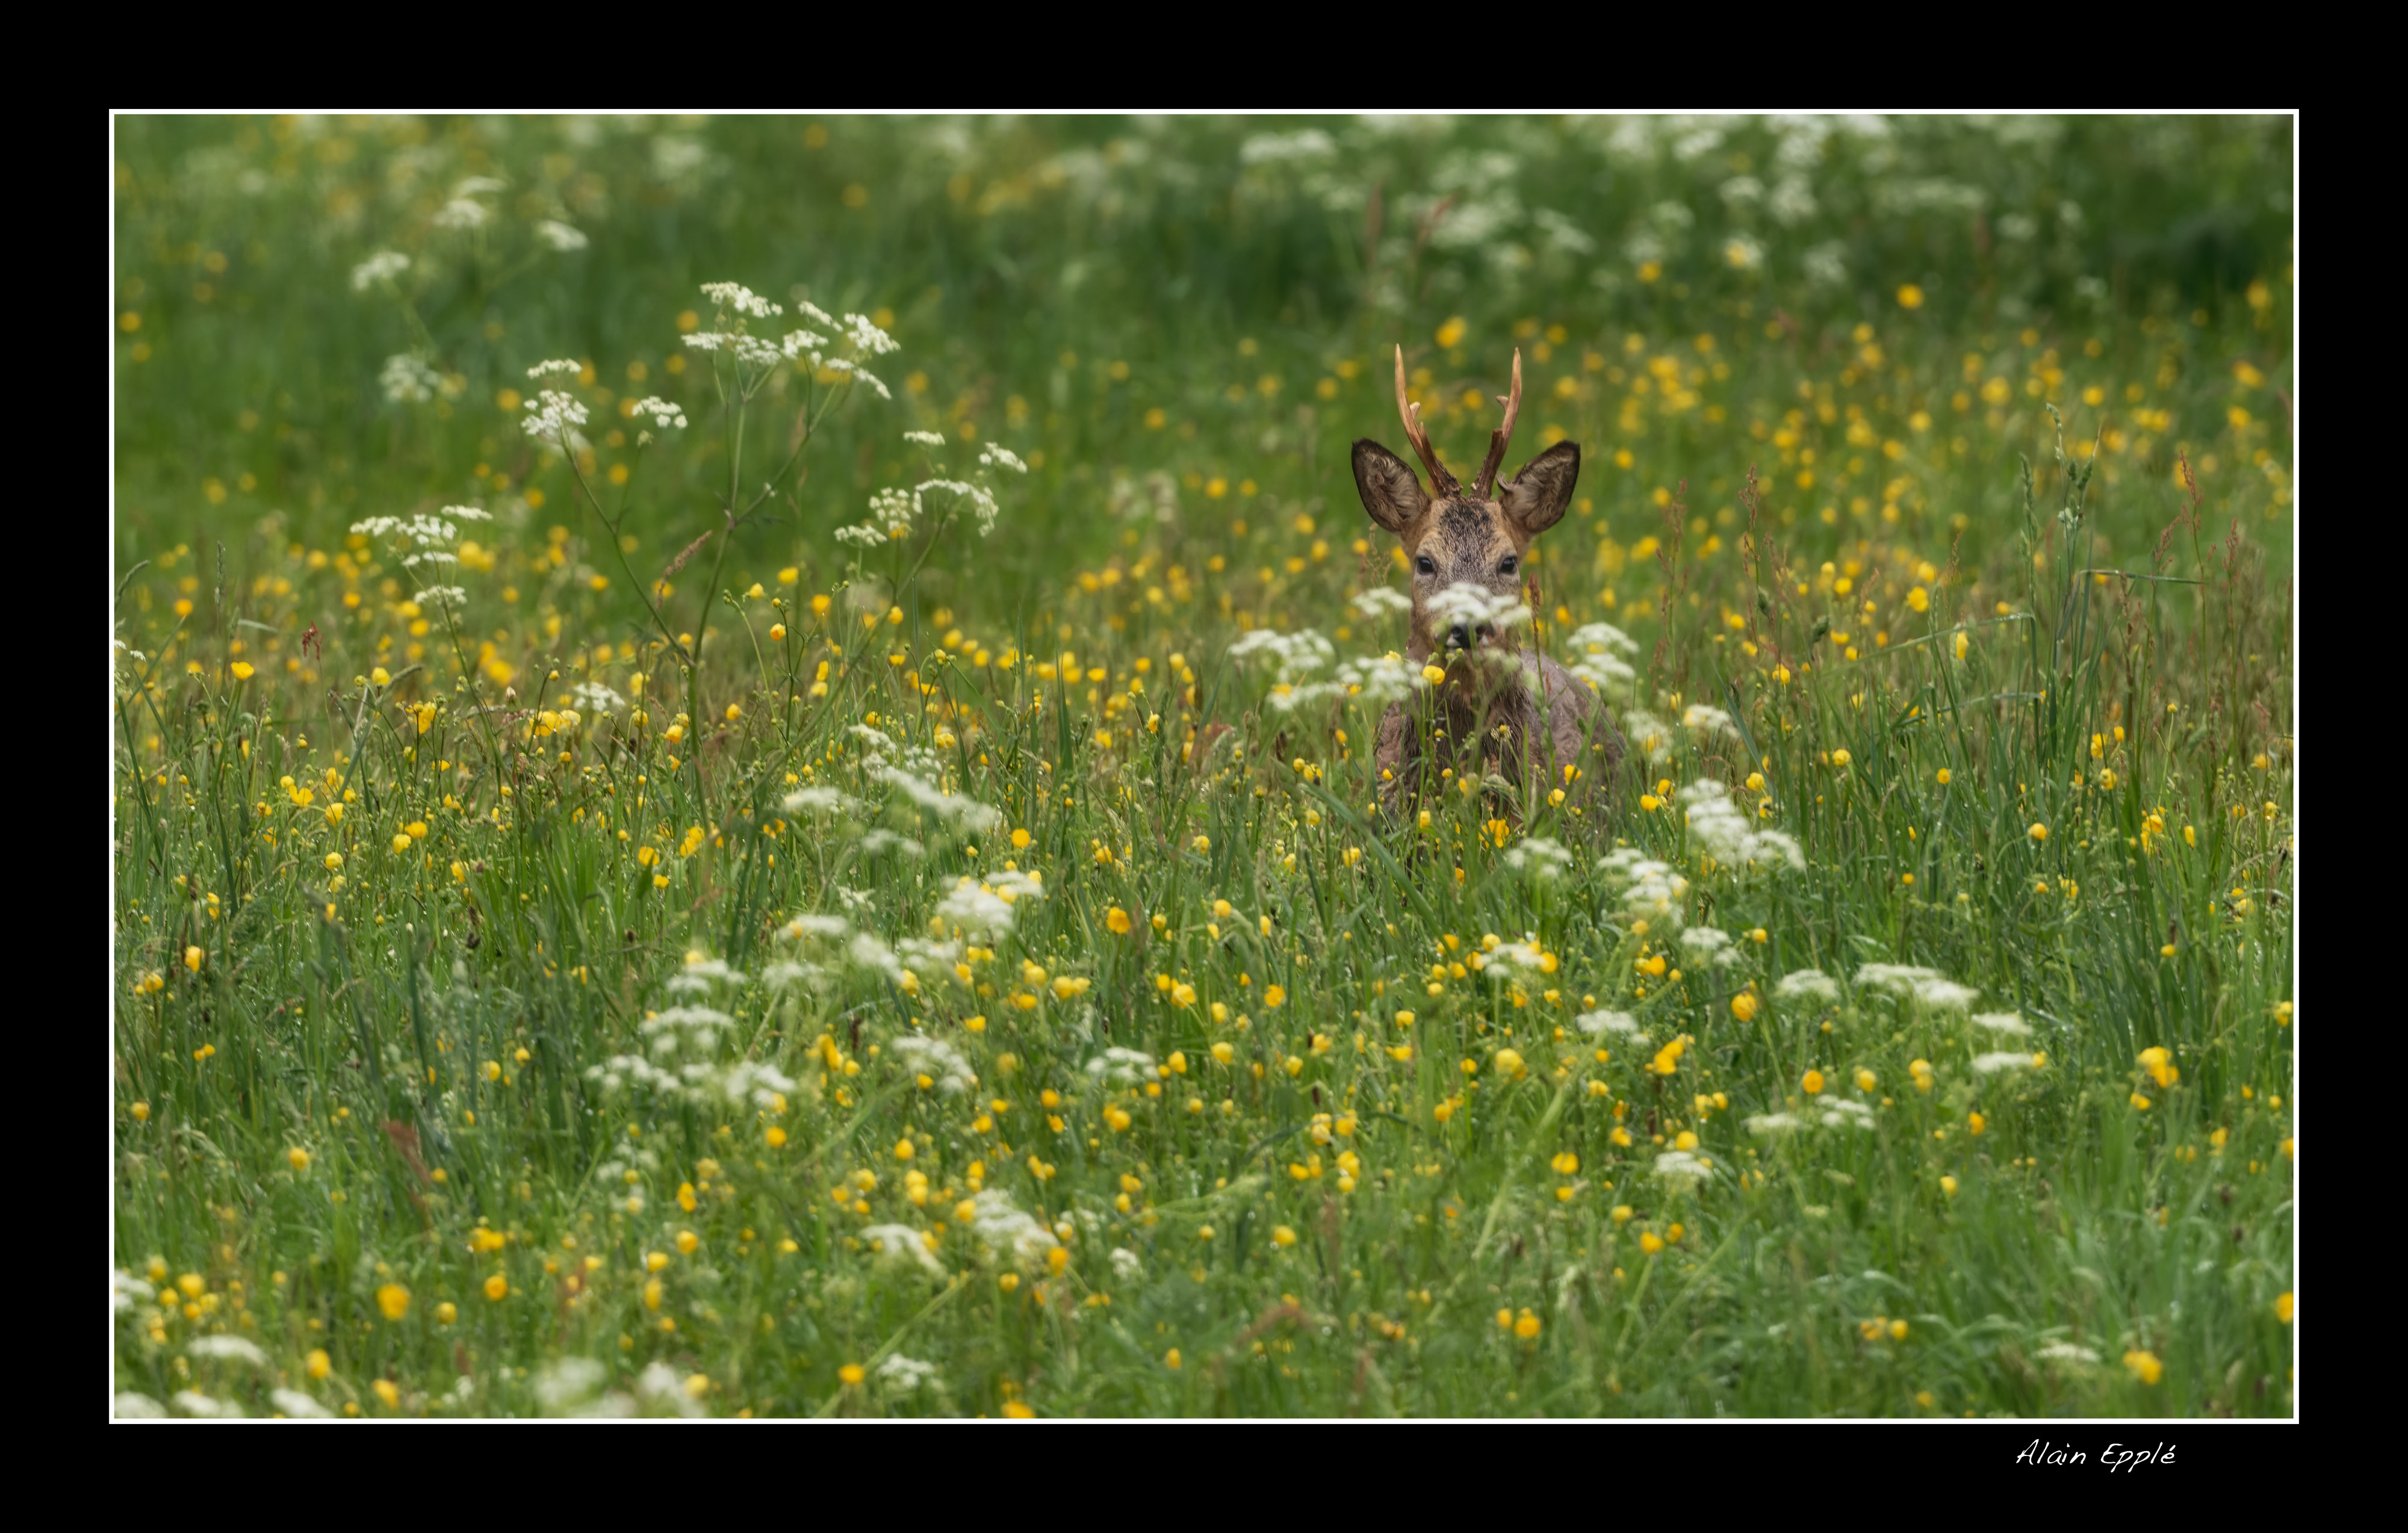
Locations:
1352;439;1429;535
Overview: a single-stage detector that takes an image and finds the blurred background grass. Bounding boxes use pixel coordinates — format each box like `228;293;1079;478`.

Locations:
114;113;2292;610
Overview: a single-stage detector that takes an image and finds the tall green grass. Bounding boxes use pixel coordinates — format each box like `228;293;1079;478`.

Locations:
113;114;2292;1418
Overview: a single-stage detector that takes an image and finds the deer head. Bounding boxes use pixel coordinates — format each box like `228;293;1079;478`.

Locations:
1352;345;1580;662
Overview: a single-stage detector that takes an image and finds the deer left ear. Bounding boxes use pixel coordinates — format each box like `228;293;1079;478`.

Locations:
1501;441;1580;536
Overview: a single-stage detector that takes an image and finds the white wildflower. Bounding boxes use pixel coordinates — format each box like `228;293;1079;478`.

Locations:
842;311;900;355
629;395;687;430
521;388;589;441
1652;1150;1710;1193
1504;836;1572;879
970;1190;1058;1265
877;1354;939;1390
1084;1047;1156;1086
903;429;948;447
526;359;583;379
272;1388;334;1418
537;1348;612;1415
1575;1008;1642;1039
1972;1051;2038;1076
700;281;781;318
861;1223;944;1276
1914;979;1980;1012
380;353;440;404
1425;581;1531;639
114;1392;167;1418
1350;587;1414;619
432;197;489;231
1681;703;1740;739
1622;708;1675;766
783;787;861;816
187;1335;269;1367
1746;1112;1804;1135
1109;1248;1143;1281
173;1390;240;1417
978;443;1028;474
633;1361;703;1417
1679;781;1805;872
1774;968;1840;1005
571;681;626;713
781;913;852;941
1819;1098;1876;1131
535;220;589;252
877;767;1002;832
1854;963;1943;996
892;1034;976;1095
1972;1012;2032;1038
934;878;1016;935
351;250;410;291
112;1269;150;1313
2038;1342;2102;1364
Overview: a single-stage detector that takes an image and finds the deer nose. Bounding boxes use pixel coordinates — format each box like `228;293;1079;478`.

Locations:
1447;622;1474;651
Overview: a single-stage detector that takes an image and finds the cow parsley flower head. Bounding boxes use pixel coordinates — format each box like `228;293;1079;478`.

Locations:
783;787;861;817
843;311;900;355
188;1334;269;1367
535;220;588;252
1576;1008;1642;1039
1351;587;1414;619
700;280;781;318
878;1354;939;1390
1566;619;1639;692
380;353;441;404
1680;781;1805;872
877;767;1002;832
1084;1047;1156;1086
522;389;590;441
1853;963;1943;996
272;1388;334;1418
432;197;489;231
629;395;687;430
892;1034;976;1095
1652;1150;1710;1194
860;1223;943;1275
978;443;1028;475
1681;703;1740;739
969;1190;1058;1266
1774;968;1840;1005
1972;1012;2032;1038
1504;836;1572;879
1746;1112;1803;1135
1819;1098;1876;1130
903;429;947;447
1426;581;1532;638
352;250;410;291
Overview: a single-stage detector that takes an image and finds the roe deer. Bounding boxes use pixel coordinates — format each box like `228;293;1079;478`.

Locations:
1353;346;1623;827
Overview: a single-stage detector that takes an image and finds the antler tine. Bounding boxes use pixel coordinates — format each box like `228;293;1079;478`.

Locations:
1473;348;1524;499
1392;344;1458;497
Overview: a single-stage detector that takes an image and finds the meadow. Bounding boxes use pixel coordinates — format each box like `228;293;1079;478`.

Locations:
111;114;2295;1419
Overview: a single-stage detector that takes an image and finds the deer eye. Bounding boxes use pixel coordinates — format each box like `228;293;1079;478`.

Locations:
1415;556;1436;576
1498;557;1518;576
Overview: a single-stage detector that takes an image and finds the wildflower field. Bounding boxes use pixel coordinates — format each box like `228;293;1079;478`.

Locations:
111;115;2295;1419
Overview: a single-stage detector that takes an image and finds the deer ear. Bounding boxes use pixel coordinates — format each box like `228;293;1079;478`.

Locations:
1501;441;1579;537
1353;439;1429;535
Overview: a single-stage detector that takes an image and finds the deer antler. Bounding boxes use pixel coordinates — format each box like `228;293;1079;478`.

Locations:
1473;348;1524;499
1392;344;1458;497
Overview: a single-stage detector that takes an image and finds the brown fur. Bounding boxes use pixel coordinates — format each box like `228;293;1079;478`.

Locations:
1353;429;1623;830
